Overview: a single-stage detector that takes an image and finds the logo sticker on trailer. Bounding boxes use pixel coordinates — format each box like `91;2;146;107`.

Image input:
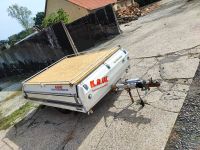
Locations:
90;76;109;91
52;85;68;91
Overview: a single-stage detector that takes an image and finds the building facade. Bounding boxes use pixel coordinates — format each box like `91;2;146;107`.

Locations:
45;0;116;22
45;0;89;22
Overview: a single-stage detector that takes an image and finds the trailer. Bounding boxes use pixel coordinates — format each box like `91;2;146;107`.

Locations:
22;46;130;113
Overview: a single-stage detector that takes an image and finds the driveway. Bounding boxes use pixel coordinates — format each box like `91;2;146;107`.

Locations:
1;0;200;149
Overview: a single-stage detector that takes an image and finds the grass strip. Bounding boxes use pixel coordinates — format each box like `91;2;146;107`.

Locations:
0;102;34;130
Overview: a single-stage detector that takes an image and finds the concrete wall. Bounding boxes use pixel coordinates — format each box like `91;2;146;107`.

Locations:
0;27;68;78
46;0;89;22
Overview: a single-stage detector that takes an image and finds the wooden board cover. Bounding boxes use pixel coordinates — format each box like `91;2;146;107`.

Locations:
26;47;119;85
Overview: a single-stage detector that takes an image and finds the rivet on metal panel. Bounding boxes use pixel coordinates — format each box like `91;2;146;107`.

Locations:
105;64;111;69
83;84;89;90
122;49;127;54
88;94;92;99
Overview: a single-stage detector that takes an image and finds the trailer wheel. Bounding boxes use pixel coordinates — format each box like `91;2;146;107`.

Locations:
39;105;46;109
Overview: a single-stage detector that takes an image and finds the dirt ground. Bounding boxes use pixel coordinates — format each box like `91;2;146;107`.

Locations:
0;0;200;149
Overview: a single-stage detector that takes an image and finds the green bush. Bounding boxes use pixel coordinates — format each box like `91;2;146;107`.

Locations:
42;9;69;27
8;28;34;46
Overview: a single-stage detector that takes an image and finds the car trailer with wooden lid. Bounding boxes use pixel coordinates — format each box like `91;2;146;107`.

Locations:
22;46;160;113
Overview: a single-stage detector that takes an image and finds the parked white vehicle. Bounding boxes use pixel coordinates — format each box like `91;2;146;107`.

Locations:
22;46;130;113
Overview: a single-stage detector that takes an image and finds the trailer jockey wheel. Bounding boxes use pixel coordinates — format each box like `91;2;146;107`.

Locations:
136;88;145;107
140;99;145;107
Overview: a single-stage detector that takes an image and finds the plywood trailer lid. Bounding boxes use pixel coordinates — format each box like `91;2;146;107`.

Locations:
26;47;119;85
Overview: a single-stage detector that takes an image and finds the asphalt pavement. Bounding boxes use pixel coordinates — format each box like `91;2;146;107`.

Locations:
0;0;200;149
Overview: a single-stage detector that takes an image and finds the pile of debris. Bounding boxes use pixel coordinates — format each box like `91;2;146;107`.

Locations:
116;2;160;24
116;3;141;24
140;3;160;16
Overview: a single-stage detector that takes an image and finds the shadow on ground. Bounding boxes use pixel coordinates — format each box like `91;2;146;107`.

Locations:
4;91;151;150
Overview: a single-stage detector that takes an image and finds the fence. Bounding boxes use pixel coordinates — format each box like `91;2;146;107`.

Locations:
0;4;120;79
67;5;120;52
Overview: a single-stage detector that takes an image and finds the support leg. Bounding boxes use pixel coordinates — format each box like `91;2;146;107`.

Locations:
136;88;145;107
127;88;134;103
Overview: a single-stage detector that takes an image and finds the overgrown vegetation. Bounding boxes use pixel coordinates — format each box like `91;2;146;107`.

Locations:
3;7;69;48
42;9;69;27
8;28;34;46
0;40;9;51
0;102;34;130
6;4;35;46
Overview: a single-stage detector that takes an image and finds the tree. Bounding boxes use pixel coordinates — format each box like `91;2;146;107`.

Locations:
0;40;9;51
42;9;69;27
33;12;45;27
8;29;33;46
7;4;33;30
0;40;8;45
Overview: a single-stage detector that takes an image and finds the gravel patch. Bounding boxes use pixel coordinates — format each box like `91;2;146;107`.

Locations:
165;62;200;150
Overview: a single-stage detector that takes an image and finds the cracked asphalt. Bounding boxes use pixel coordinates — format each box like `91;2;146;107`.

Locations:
0;0;200;149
